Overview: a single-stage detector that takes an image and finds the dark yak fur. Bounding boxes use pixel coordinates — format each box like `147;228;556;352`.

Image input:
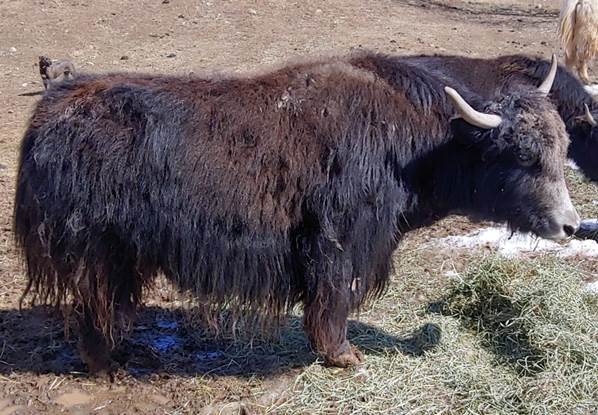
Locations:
14;52;570;373
400;54;598;182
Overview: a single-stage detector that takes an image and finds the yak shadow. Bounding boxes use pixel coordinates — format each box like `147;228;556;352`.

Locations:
0;306;441;379
427;296;545;376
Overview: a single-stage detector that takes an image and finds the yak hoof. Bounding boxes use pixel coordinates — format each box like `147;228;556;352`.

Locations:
89;360;120;382
325;343;364;368
81;352;119;381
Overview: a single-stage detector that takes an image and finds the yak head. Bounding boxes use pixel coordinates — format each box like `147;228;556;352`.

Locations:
567;102;598;182
444;55;580;240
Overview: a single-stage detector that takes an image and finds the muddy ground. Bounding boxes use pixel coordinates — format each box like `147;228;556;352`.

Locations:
0;0;596;414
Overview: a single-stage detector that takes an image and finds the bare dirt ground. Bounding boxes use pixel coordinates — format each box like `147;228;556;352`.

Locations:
0;0;596;414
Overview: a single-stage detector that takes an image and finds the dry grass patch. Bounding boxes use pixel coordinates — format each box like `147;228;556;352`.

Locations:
271;257;597;414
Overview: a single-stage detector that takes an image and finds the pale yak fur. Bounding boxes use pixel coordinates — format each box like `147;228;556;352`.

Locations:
559;0;598;83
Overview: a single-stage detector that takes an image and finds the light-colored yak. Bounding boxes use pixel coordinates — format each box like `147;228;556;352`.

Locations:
559;0;598;83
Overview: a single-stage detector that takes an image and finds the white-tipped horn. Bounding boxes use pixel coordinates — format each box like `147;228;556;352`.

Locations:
584;103;597;126
444;86;503;129
538;54;558;96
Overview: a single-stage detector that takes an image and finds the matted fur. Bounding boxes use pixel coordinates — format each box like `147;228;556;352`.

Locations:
14;52;571;372
400;53;598;182
559;0;598;83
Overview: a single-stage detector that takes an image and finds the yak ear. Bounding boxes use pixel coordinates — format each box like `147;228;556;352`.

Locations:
449;117;494;148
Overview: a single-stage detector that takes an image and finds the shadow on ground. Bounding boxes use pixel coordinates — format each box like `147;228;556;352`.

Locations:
428;294;545;376
0;306;441;378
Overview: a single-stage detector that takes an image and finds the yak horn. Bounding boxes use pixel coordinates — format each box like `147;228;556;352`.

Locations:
444;86;503;129
584;103;597;126
537;54;558;96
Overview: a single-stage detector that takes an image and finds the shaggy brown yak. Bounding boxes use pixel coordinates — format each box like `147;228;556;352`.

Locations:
14;54;579;375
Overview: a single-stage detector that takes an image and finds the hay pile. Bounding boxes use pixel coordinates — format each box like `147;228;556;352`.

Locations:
271;257;598;414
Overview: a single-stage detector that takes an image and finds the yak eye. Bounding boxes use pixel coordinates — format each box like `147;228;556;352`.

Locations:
516;153;537;167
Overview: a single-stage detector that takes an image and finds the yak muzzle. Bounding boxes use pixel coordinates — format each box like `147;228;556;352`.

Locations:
542;192;581;241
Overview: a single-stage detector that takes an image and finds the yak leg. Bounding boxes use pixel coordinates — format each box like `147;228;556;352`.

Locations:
76;302;116;376
75;240;143;377
301;238;364;367
304;291;364;367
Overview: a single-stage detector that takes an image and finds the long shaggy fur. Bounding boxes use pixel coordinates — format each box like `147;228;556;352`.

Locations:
559;0;598;83
14;52;571;372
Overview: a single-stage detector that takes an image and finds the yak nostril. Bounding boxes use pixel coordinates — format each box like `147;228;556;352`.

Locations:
563;224;576;237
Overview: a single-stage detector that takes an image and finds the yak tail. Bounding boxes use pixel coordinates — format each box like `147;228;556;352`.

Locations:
559;0;598;69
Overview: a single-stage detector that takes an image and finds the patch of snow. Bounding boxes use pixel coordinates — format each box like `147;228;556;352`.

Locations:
584;84;598;95
431;226;598;258
587;281;598;294
566;159;580;170
444;270;459;279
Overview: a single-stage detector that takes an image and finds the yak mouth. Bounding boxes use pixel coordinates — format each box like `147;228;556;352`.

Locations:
507;211;579;242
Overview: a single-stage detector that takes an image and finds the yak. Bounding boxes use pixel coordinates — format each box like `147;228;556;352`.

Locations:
559;0;598;84
399;53;598;183
14;54;579;375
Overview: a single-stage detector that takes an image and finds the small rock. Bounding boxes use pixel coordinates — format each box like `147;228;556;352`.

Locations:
7;109;14;114
9;47;16;53
315;9;322;14
22;83;27;87
178;14;185;18
120;55;129;60
166;53;177;58
248;8;257;15
162;0;169;3
0;164;6;171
